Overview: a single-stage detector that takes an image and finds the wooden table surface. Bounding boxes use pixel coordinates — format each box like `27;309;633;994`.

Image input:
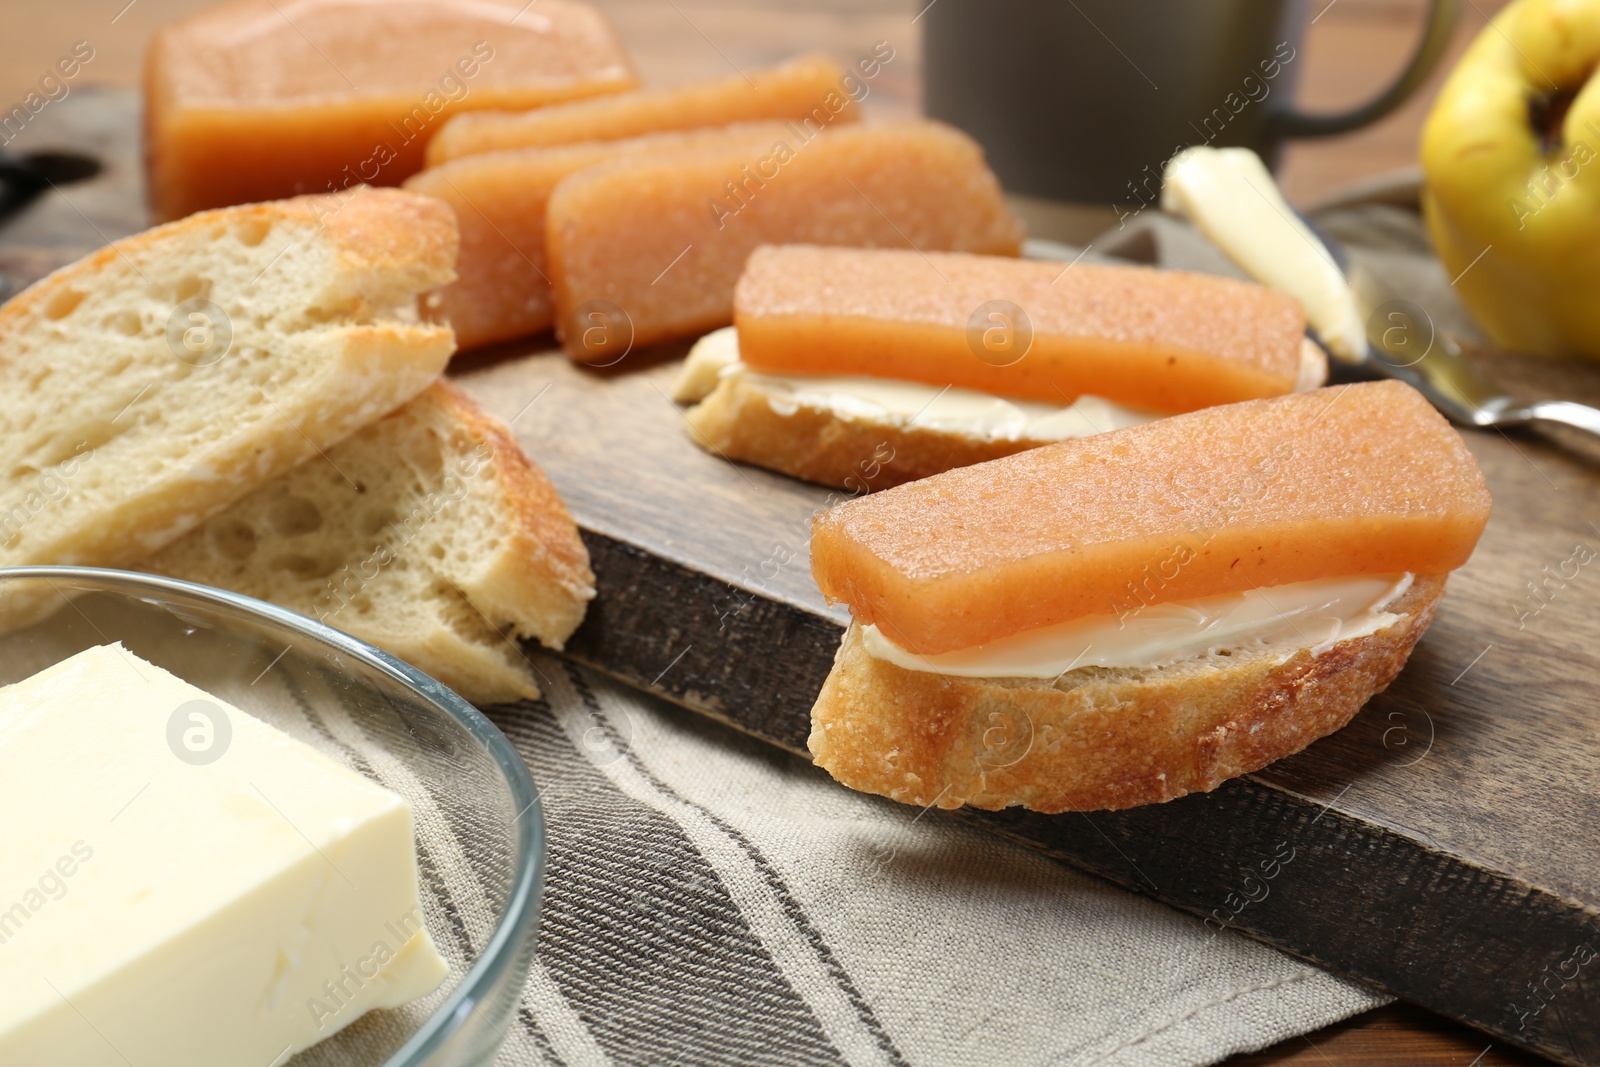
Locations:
2;1;1557;1064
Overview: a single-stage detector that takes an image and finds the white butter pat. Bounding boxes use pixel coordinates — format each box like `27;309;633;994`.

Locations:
1161;146;1367;362
863;574;1414;678
675;326;1159;442
0;644;447;1067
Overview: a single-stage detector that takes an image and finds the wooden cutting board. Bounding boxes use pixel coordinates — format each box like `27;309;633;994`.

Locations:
8;89;1600;1067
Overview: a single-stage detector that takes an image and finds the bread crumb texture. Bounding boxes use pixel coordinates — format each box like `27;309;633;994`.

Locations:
145;381;594;705
0;188;457;572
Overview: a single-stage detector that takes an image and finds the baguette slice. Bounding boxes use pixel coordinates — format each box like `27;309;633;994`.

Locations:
807;383;1490;812
143;380;595;704
0;187;457;570
809;573;1446;813
686;368;1057;492
678;327;1114;491
675;324;1321;492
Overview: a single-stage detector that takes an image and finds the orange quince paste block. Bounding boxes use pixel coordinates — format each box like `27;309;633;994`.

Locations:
426;53;864;165
406;124;795;351
736;245;1313;413
812;380;1491;655
145;0;637;221
547;121;1025;361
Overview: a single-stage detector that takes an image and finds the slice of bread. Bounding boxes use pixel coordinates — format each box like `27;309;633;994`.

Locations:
808;573;1446;813
677;326;1326;491
687;370;1058;491
143;380;595;705
677;328;1062;490
0;187;457;569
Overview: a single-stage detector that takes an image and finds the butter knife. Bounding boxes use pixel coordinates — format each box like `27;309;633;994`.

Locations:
1162;146;1600;440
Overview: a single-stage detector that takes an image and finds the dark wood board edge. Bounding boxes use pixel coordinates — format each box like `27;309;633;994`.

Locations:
555;526;1600;1067
561;529;836;756
974;788;1600;1067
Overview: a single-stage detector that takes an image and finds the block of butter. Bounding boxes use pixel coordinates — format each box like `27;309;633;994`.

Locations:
0;645;448;1066
145;0;638;221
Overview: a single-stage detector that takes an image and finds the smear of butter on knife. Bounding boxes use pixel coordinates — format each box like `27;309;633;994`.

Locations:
1162;146;1367;362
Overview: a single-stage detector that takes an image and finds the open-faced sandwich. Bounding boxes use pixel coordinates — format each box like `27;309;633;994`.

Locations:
806;380;1491;812
674;244;1327;489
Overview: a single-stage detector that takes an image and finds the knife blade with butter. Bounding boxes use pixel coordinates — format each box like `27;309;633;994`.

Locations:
1162;145;1600;442
1161;145;1368;362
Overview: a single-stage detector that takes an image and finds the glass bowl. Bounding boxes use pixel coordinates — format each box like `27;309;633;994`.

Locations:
0;566;544;1067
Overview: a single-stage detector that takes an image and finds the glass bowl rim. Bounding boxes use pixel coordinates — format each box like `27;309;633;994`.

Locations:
0;565;546;1067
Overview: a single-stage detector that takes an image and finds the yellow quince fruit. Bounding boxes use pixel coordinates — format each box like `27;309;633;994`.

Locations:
1421;0;1600;358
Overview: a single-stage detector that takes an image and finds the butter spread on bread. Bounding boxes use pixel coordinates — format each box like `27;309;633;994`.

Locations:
676;326;1161;490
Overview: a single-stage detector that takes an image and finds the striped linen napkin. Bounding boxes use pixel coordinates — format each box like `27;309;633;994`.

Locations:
467;653;1385;1067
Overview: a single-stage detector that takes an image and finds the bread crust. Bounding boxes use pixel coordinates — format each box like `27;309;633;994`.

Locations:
429;379;595;647
0;188;457;335
142;379;594;705
685;374;1055;491
808;573;1447;813
316;187;460;297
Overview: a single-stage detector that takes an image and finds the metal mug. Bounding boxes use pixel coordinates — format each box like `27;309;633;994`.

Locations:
922;0;1461;212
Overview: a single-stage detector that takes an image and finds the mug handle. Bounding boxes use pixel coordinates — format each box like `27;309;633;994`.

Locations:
1266;0;1462;138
